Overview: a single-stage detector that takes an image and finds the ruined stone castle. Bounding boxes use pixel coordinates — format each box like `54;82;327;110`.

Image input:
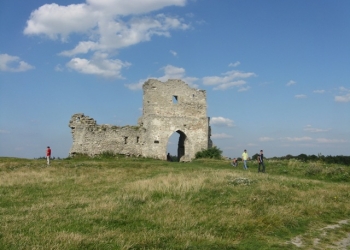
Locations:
69;79;212;161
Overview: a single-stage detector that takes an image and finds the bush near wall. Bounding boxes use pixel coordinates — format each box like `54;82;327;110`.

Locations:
195;146;223;159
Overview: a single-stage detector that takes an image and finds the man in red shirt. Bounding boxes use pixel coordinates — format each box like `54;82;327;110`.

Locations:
46;146;51;166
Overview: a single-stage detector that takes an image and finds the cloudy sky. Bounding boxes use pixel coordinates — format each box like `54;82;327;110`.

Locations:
1;0;350;159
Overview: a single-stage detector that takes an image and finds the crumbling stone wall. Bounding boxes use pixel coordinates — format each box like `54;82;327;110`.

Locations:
69;79;212;161
69;114;142;156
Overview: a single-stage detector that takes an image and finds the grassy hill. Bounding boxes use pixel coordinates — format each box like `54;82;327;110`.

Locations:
0;156;349;249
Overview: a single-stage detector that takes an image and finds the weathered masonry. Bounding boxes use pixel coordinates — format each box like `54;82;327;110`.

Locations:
69;79;212;161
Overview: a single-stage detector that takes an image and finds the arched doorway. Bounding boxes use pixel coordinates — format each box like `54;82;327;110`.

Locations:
166;130;186;162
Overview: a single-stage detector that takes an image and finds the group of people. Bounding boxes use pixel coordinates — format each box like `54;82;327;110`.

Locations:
231;149;265;173
45;147;265;172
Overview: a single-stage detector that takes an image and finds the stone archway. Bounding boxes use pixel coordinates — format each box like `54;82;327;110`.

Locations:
177;130;186;161
167;130;187;162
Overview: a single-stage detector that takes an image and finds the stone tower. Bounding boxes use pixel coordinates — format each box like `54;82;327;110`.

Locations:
69;79;212;161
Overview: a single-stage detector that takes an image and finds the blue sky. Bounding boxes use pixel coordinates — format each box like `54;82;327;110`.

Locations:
1;0;350;159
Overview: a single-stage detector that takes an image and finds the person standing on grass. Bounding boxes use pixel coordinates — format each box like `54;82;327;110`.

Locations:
46;146;51;166
258;150;265;173
242;149;249;170
167;153;172;162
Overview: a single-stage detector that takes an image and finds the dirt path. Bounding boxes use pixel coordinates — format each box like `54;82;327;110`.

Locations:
286;219;350;249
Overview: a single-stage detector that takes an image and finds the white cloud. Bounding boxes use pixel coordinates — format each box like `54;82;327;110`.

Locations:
283;137;313;142
213;80;246;90
0;129;10;134
228;61;240;67
313;89;325;94
126;65;257;92
203;70;255;85
125;64;199;90
181;77;199;88
25;1;189;54
59;41;98;57
54;64;64;72
125;78;148;90
211;133;233;139
186;12;194;18
170;50;177;56
0;54;34;72
24;3;96;41
259;137;274;142
126;66;257;92
286;80;296;86
158;65;199;87
304;125;330;133
335;93;350;103
66;52;130;78
211;117;234;127
238;86;251;92
295;94;307;99
335;87;350;103
58;14;189;56
86;0;186;16
202;70;256;91
24;0;188;78
279;135;346;145
316;138;347;143
159;65;186;80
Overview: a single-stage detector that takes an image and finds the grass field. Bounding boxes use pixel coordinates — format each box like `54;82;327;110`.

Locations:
0;156;349;249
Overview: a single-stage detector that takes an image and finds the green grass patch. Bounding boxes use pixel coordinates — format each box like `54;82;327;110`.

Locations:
0;157;349;249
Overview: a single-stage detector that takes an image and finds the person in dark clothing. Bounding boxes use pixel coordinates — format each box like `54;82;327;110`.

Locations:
167;153;172;162
258;150;265;173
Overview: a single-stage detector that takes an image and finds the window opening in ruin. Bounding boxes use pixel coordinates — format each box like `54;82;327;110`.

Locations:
136;136;139;143
166;130;186;162
154;140;159;144
124;137;128;144
172;95;178;104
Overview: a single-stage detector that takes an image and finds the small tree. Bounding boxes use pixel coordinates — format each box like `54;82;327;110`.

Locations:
195;146;223;159
252;153;260;161
297;154;308;162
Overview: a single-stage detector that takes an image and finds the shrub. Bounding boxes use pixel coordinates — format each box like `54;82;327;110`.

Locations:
305;163;323;176
195;146;222;159
297;154;308;162
252;153;260;161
